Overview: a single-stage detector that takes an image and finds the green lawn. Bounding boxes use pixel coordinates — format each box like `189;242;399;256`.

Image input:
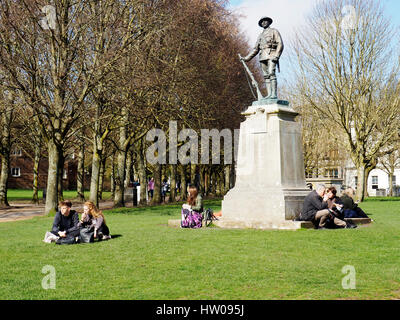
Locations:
1;199;399;300
7;189;112;202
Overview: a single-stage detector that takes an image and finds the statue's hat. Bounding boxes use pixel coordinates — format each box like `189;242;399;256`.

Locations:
258;16;273;27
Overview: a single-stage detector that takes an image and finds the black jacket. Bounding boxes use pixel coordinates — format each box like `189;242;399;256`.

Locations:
339;194;357;210
301;190;328;221
51;210;80;235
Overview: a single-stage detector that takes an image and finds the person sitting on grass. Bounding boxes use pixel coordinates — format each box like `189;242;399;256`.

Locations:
326;187;344;219
43;200;80;243
79;201;111;240
300;184;348;229
340;188;369;219
51;200;80;238
181;184;203;229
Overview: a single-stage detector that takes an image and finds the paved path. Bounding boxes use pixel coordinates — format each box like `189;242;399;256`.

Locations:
0;201;115;223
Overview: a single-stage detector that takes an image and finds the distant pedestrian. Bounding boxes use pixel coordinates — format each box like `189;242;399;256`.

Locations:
148;177;154;199
161;179;168;202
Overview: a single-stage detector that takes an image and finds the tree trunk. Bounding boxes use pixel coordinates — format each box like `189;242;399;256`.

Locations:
136;146;148;205
355;165;374;202
204;168;209;196
45;141;61;215
89;132;103;207
199;166;205;195
0;92;13;207
217;170;224;196
152;163;162;204
0;153;10;207
57;154;65;201
388;172;394;197
210;170;216;195
224;165;231;194
114;149;127;207
31;147;40;205
169;164;176;202
114;112;130;207
180;164;187;201
124;150;132;189
190;163;196;185
230;163;236;189
76;143;85;201
364;166;374;198
355;166;365;202
110;155;115;200
98;156;106;201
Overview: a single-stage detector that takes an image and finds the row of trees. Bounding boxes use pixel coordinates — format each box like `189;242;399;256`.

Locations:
3;0;398;209
0;0;254;213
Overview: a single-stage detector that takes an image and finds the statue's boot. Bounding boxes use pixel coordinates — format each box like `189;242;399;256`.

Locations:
269;79;278;99
264;80;271;99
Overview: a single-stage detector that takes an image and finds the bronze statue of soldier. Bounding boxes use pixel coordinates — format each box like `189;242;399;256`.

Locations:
241;17;284;100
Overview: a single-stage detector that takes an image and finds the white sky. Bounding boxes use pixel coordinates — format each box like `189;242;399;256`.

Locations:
230;0;319;46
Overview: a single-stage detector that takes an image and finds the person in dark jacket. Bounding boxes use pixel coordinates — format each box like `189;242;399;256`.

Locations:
340;188;369;218
301;184;347;229
51;200;80;238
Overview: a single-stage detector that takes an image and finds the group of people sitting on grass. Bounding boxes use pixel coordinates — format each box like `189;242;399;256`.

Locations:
299;184;369;229
44;183;364;235
43;200;111;244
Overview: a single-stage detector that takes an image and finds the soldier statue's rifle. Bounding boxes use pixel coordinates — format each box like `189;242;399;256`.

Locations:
238;54;263;101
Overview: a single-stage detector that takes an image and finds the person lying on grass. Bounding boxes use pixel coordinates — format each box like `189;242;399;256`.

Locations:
78;201;111;240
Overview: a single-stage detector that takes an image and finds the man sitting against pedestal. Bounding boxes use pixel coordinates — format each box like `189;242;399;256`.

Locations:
300;184;347;229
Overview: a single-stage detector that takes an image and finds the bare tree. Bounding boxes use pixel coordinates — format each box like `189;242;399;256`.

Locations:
291;0;400;201
378;138;400;196
0;90;17;207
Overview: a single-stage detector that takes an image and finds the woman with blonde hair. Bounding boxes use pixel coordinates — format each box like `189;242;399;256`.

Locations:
181;184;203;228
79;201;111;240
339;188;368;218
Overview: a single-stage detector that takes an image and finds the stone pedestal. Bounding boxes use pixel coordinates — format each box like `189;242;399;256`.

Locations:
220;99;310;230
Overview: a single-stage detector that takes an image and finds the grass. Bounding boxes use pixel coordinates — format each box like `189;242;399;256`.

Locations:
6;189;112;202
0;198;400;300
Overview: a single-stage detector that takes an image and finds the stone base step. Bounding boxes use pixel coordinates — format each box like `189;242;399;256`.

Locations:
167;217;372;230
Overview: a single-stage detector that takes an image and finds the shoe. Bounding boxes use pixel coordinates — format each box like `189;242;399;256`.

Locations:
102;234;111;240
345;223;357;229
